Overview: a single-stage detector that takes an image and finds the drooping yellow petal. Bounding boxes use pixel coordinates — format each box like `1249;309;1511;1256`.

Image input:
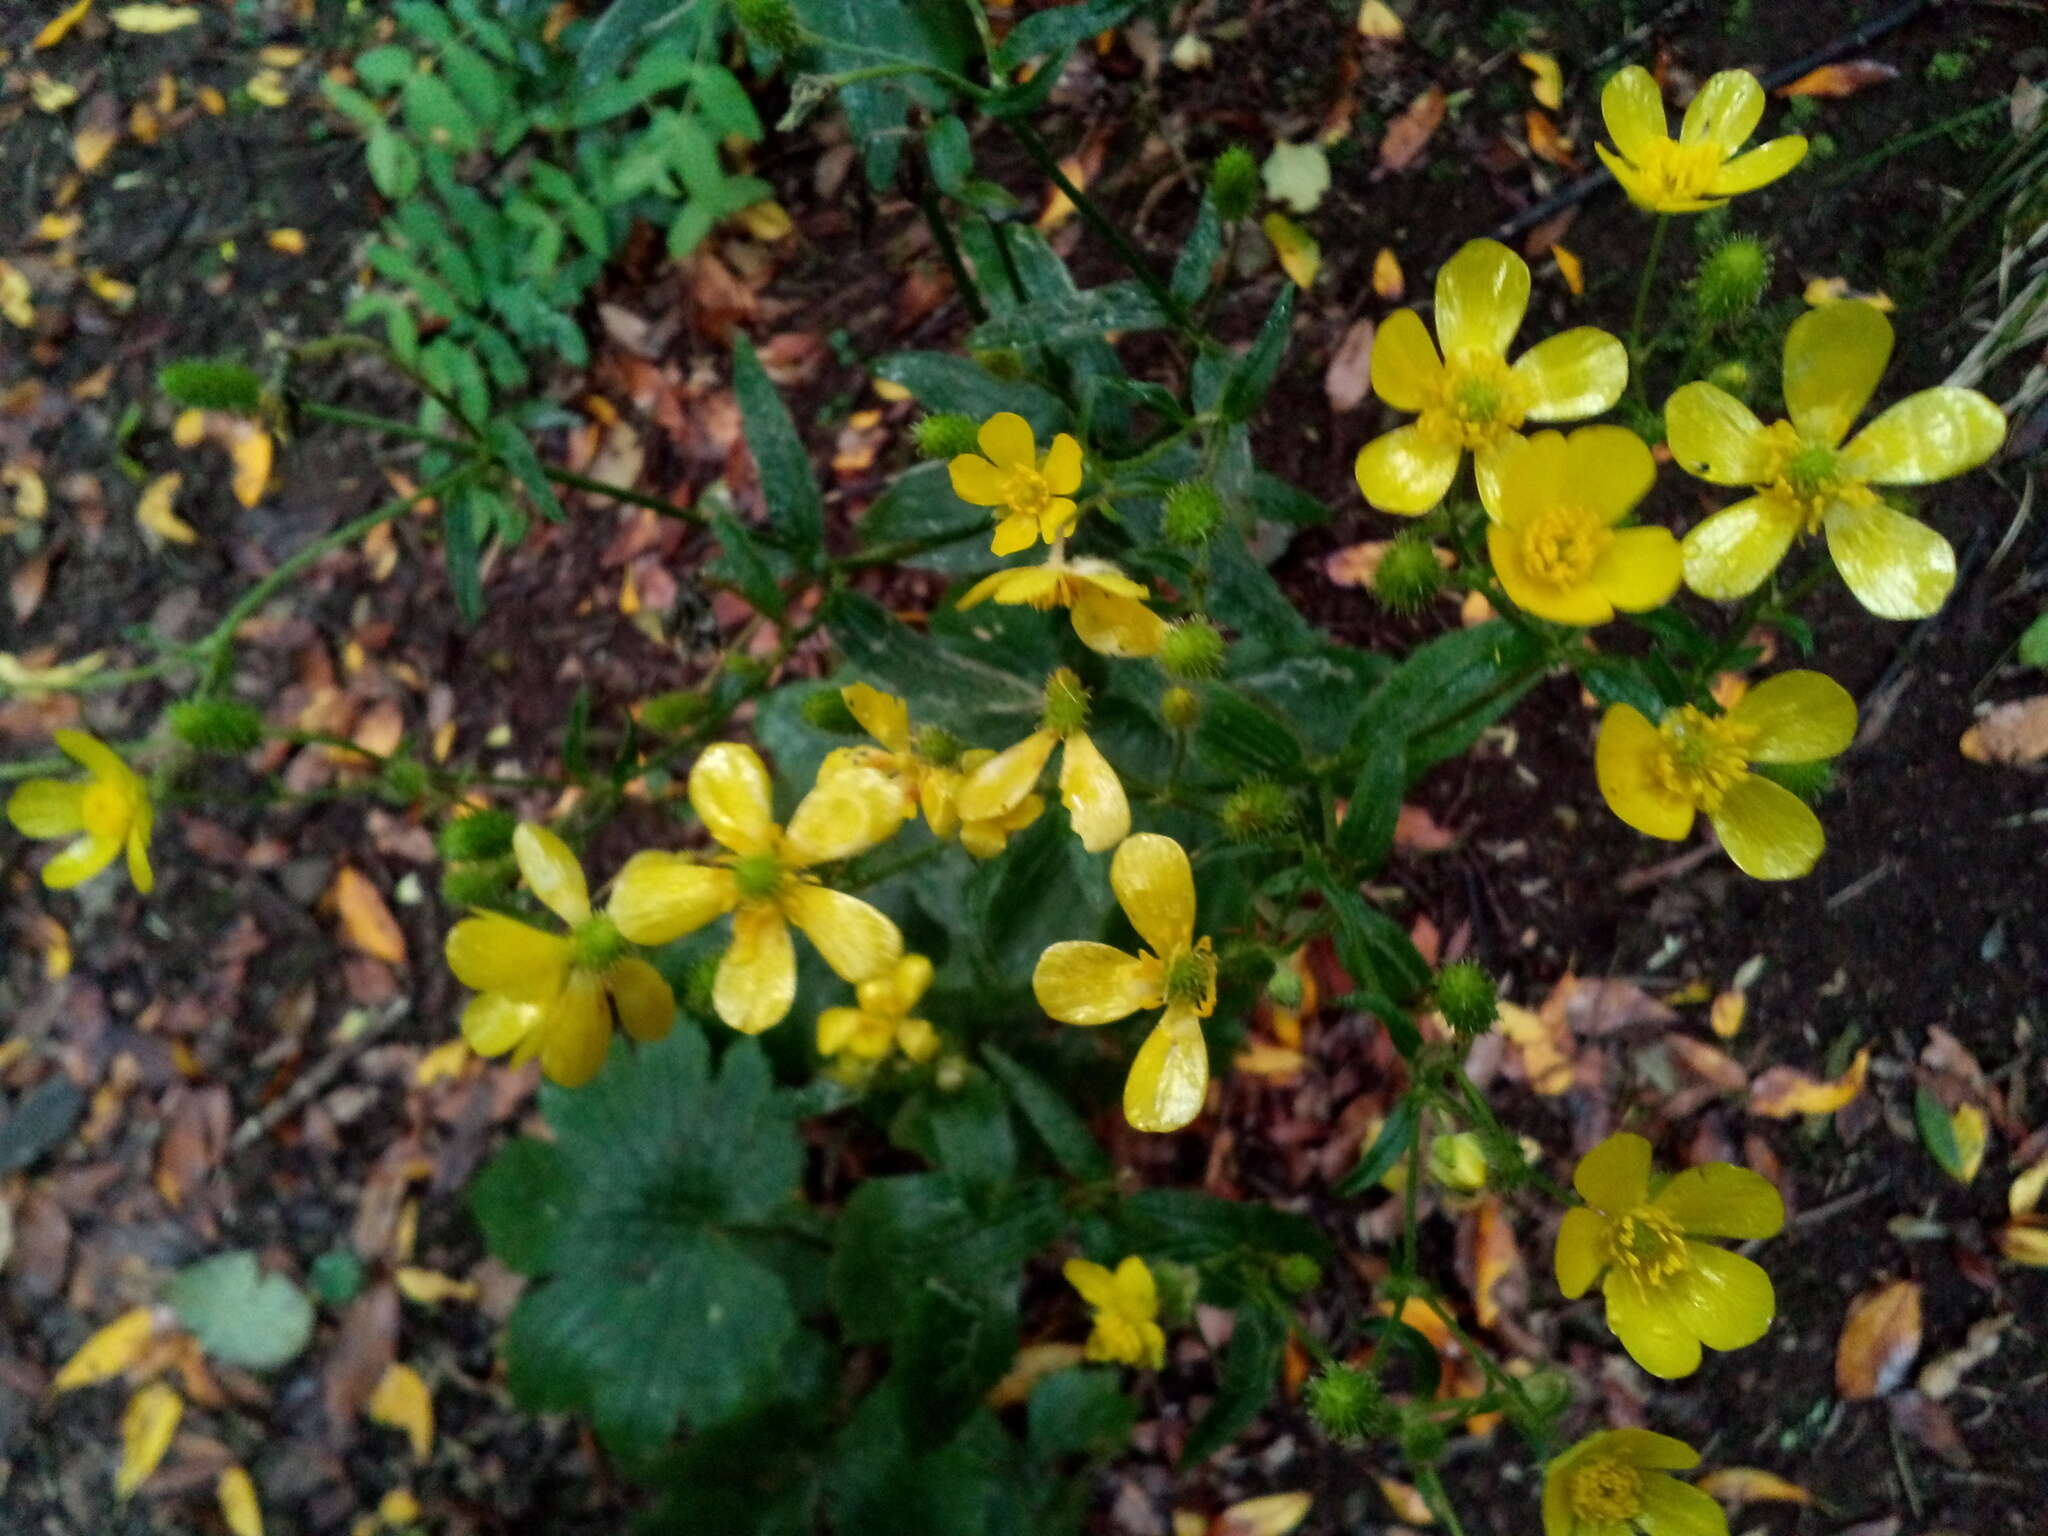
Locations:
125;824;153;894
1596;705;1695;841
1070;587;1167;659
957;730;1057;823
1600;66;1668;159
782;764;905;867
1433;238;1528;361
977;411;1036;471
1650;1164;1785;1238
1574;1131;1653;1211
1062;1257;1119;1309
41;831;121;889
1038;497;1080;542
1354;424;1460;514
886;951;934;1012
1511;327;1629;421
1033;941;1156;1024
689;742;777;855
511;822;590;926
1822;498;1955;619
54;1307;157;1391
1590;526;1683;612
1726;670;1855;763
217;1466;264;1536
1554;1206;1608;1298
7;778;86;837
606;957;676;1043
1041;432;1084;495
608;853;738;944
1370;307;1444;412
948;453;1011;507
1566;424;1657;521
539;970;611;1087
230;428;273;509
367;1362;435;1460
460;991;544;1058
784;882;902;983
1057;731;1130;853
1708;773;1824;880
1664;383;1776;485
116;1383;182;1499
1670;1242;1774;1350
1109;833;1195;959
1837;387;2007;485
816;1006;867;1057
1635;1474;1729;1536
1679;69;1765;149
1680;493;1802;600
841;683;910;751
991;512;1039;556
1124;1004;1209;1133
1710;135;1807;195
1783;301;1892;448
714;904;797;1033
1604;1273;1704;1378
445;913;570;997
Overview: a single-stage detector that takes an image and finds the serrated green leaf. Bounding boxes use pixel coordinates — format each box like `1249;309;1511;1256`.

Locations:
969;281;1170;348
1170;197;1223;307
1179;1302;1284;1465
1027;1367;1135;1461
1110;1189;1329;1265
870;352;1068;433
1334;728;1402;874
1218;283;1295;421
1334;1095;1418;1195
1194;685;1306;779
992;0;1139;70
157;359;263;413
928;1075;1017;1199
824;591;1043;742
167;1252;314;1371
983;1044;1112;1182
732;334;824;561
366;125;421;198
471;1138;574;1274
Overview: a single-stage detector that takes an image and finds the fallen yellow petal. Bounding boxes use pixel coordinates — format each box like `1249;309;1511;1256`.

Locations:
1356;0;1403;40
1803;276;1895;312
198;85;227;115
395;1267;480;1306
0;261;36;330
109;4;203;31
3;463;49;519
1550;242;1584;296
136;471;199;545
1519;51;1564;110
1709;988;1746;1039
85;270;137;310
1948;1103;1988;1184
217;1465;264;1536
116;1382;183;1499
378;1489;422;1524
30;73;81;112
2008;1157;2048;1218
985;1341;1086;1408
1749;1045;1870;1118
1217;1491;1315;1536
266;228;306;255
413;1038;472;1086
1996;1221;2048;1267
1262;212;1321;288
1372;245;1404;300
35;211;83;243
1375;1476;1436;1526
246;69;290;108
37;0;97;48
735;200;794;241
54;1307;159;1391
367;1362;434;1460
257;44;305;67
172;408;207;447
1695;1468;1813;1506
231;426;274;509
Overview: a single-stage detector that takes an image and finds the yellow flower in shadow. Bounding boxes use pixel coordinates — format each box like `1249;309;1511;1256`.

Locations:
1542;1429;1727;1536
948;411;1084;555
7;730;154;893
817;952;940;1071
1063;1255;1166;1368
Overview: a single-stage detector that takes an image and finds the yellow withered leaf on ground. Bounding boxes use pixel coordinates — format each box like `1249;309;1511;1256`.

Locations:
1550;243;1584;295
1709;988;1746;1038
1834;1278;1922;1400
217;1466;264;1536
266;228;306;255
1749;1045;1869;1118
1356;1;1402;40
116;1383;183;1499
1695;1469;1812;1507
1262;213;1321;288
1372;246;1404;300
136;472;198;544
1520;51;1563;109
31;73;81;112
367;1363;434;1460
0;261;36;329
54;1307;159;1391
2009;1157;2048;1218
328;867;408;965
1216;1492;1314;1536
110;4;202;31
4;463;49;519
231;425;274;508
37;0;97;48
395;1267;479;1306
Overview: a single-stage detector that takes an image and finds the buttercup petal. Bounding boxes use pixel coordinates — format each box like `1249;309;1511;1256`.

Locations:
1839;387;2007;485
842;683;910;752
607;957;676;1043
1709;774;1824;880
54;729;130;784
815;1006;864;1058
714;904;797;1034
461;991;543;1058
891;952;934;1010
1040;497;1081;542
1124;1004;1209;1133
7;779;86;838
1665;383;1775;485
957;730;1057;822
446;913;571;997
897;1016;941;1062
1651;1163;1785;1239
1600;65;1668;159
1513;328;1630;421
1604;1275;1704;1378
125;826;154;895
1823;498;1955;619
1063;1258;1119;1309
1710;134;1806;195
1434;238;1529;360
1679;69;1764;150
1354;425;1460;514
1567;425;1657;521
1574;1131;1654;1210
1484;429;1570;525
784;883;902;983
1370;307;1444;412
1071;588;1167;659
1727;670;1856;763
1058;730;1131;853
1784;301;1892;448
948;453;1011;507
608;853;738;944
1472;434;1519;513
1596;706;1696;841
689;742;777;855
1680;494;1802;600
513;822;590;926
1591;526;1684;612
42;831;120;889
1066;559;1150;599
539;970;611;1088
1554;1206;1610;1298
977;411;1036;471
954;569;1017;610
1110;833;1196;959
1033;941;1156;1024
1041;433;1084;496
1112;1255;1158;1313
783;765;905;867
991;513;1040;556
1672;1242;1775;1351
1635;1474;1730;1536
1597;1429;1703;1472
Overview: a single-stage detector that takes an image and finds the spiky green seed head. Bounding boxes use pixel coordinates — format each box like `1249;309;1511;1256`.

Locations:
1273;1252;1322;1295
1041;668;1091;735
1373;532;1447;614
1434;960;1498;1040
1306;1366;1393;1444
641;690;711;734
1694;236;1772;328
1160;685;1202;731
913;412;980;460
166;697;264;755
1163;479;1226;546
1158;617;1227;681
436;808;518;863
1210;144;1259;221
730;0;803;50
800;688;863;734
1220;779;1295;843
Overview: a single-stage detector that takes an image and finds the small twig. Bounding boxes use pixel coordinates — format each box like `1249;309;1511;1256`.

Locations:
230;999;410;1150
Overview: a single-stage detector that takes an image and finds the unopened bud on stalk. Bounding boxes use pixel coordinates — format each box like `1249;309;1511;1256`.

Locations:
1434;960;1498;1040
1372;532;1447;613
1273;1253;1322;1294
1041;668;1091;735
913;412;980;460
1427;1131;1489;1194
1161;686;1201;731
1163;479;1226;545
436;808;518;862
1693;235;1772;329
1158;616;1226;681
1307;1365;1394;1443
166;698;264;755
1210;144;1259;221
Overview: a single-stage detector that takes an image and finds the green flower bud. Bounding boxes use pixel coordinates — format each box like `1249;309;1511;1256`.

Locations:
1398;1409;1448;1467
800;688;863;734
1265;959;1304;1010
1163;479;1226;546
1434;960;1498;1040
1152;1259;1201;1325
440;857;515;909
379;755;430;806
1693;236;1772;329
436;808;518;862
1161;685;1201;731
641;690;710;734
1210;144;1259;221
1306;1365;1393;1444
166;697;265;755
1756;758;1833;802
1158;617;1227;682
1273;1253;1322;1295
913;412;981;460
1220;779;1295;843
1372;532;1447;614
1516;1367;1573;1426
1707;359;1754;401
1041;668;1091;735
1427;1131;1489;1194
730;0;804;51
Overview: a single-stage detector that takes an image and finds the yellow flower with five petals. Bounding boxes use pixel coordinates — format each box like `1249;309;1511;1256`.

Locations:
1542;1429;1727;1536
1598;65;1807;213
958;669;1128;855
1555;1132;1784;1379
1355;238;1628;515
1062;1255;1166;1368
956;553;1166;659
1596;670;1855;880
444;824;676;1088
1669;302;2006;618
1482;427;1680;625
948;411;1085;555
608;743;904;1034
1034;833;1214;1132
817;952;940;1071
7;730;154;893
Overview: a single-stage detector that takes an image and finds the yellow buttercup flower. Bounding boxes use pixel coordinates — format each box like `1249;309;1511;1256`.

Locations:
817;952;940;1071
608;743;904;1034
948;411;1085;556
821;683;1043;857
1555;1132;1784;1379
958;669;1128;855
444;824;676;1088
1354;238;1628;515
7;730;154;893
1596;670;1855;880
1597;66;1807;213
1542;1429;1727;1536
1034;833;1213;1132
956;553;1166;659
1669;302;2006;618
1063;1255;1166;1368
1482;427;1680;625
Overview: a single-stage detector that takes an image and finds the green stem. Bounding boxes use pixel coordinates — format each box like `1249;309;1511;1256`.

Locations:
1415;1466;1471;1536
1418;1292;1551;1455
1627;214;1671;399
1399;1101;1426;1276
917;173;990;325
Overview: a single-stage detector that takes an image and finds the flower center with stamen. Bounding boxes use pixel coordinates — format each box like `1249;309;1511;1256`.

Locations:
81;780;130;837
1570;1458;1645;1523
1607;1204;1691;1289
1003;465;1053;519
1652;705;1755;813
1518;505;1612;589
1162;945;1216;1008
1420;354;1526;450
731;851;786;901
1762;421;1875;531
1632;137;1726;202
571;914;628;972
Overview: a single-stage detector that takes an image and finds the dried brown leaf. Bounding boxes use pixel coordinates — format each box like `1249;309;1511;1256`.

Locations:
1777;60;1900;98
1959;696;2048;764
1835;1278;1922;1400
1324;318;1376;412
1377;86;1445;174
326;867;407;966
